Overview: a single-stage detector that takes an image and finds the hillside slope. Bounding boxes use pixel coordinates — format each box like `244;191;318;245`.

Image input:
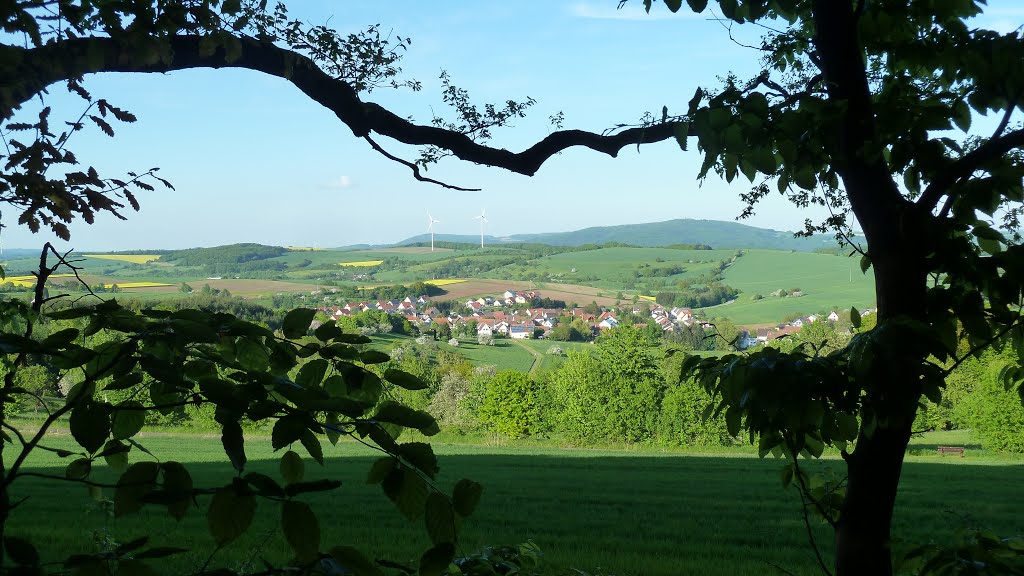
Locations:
397;219;836;251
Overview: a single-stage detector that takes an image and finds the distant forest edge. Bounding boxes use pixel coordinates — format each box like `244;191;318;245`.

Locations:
393;218;839;252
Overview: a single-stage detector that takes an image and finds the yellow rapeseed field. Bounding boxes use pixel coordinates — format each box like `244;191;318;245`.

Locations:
339;260;384;267
4;274;75;287
84;254;162;264
424;279;466;286
638;294;657;302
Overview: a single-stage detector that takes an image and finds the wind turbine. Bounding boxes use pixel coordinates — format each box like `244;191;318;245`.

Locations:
472;209;488;248
427;213;440;252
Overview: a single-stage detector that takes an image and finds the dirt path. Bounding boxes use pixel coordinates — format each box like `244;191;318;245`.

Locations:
510;339;543;376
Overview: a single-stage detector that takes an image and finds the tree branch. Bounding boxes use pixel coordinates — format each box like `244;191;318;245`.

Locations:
362;135;480;191
918;128;1024;210
3;35;681;178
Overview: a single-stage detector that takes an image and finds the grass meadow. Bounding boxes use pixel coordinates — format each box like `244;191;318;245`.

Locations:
707;250;877;325
8;433;1021;576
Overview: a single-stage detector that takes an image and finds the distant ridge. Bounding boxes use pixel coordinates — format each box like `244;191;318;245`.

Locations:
395;219;836;251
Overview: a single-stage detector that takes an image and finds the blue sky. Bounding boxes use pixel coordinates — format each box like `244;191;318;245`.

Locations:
5;1;1022;250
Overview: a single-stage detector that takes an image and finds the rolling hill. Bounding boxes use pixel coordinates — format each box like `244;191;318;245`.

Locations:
396;219;837;251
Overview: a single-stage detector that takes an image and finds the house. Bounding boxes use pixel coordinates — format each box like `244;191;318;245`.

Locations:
477;323;493;337
514;294;530;304
755;328;772;342
790;318;804;328
494;321;510;335
416;295;430;304
737;330;759;349
403;296;414;304
598;316;620;330
466;301;482;312
806;314;819;323
503;290;517;300
510;325;531;339
769;325;801;340
827;310;840;322
670;307;694;322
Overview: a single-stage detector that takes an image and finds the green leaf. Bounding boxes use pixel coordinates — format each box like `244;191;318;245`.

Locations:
161;461;193;521
70;400;111;454
686;0;708;12
952;100;971;131
272;416;307;450
850;307;861;329
235;338;269;372
780;463;794;489
366;457;396;485
398;442;439;479
383;368;429;391
103;440;130;473
282;500;321;563
42;328;80;349
373;401;439;436
382;467;428;521
673;121;689;151
4;536;39;566
300;430;324;465
221;420;246;472
207;483;256;546
283;308;316;339
295;359;328;388
284;478;343;497
419;543;455;576
115;462;160;517
244;472;285;498
664;0;682;13
360;350;390;365
424;492;457;545
280;450;305;485
859;255;871;274
112;401;146;440
328;546;384;576
134;547;190;560
65;458;92;480
452;479;483;517
835;413;859;441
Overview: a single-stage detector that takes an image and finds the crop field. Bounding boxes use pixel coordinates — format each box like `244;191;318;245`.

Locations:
445;339;536;372
99;281;172;289
9;434;1022;576
83;254;162;263
706;250;877;325
372;246;454;254
4;274;75;287
424;278;466;286
487;247;737;289
339;260;385;267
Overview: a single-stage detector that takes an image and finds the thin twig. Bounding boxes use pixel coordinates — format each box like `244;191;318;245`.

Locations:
363;135;481;191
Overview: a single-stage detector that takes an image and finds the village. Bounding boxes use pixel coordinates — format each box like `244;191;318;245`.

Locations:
316;288;872;348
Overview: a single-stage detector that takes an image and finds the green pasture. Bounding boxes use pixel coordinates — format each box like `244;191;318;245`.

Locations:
488;248;736;289
450;339;536;373
707;250;876;325
8;433;1021;576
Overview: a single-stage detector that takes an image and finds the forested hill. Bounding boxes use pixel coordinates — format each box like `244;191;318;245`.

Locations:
396;219;837;251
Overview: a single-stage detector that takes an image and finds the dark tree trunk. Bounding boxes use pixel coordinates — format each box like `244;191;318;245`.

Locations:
832;226;928;576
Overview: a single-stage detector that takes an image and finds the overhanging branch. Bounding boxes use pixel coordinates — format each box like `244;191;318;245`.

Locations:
918;127;1024;211
3;35;682;177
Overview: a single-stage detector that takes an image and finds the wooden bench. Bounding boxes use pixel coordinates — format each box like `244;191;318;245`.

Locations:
937;446;965;458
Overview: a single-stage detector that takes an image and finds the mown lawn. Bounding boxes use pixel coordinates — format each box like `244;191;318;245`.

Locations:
8;434;1022;576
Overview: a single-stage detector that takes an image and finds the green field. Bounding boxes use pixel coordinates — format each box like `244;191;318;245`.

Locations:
450;339;536;373
706;250;876;325
9;433;1022;576
488;247;737;290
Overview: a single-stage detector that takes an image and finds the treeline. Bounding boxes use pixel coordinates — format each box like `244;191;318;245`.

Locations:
161;243;287;266
655;283;739;308
386;326;734;447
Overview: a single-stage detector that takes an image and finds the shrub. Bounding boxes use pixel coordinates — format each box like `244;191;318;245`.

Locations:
478;370;537;438
656;378;733;446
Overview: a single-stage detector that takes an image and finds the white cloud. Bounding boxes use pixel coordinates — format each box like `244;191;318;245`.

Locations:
322;175;354;190
567;1;701;21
